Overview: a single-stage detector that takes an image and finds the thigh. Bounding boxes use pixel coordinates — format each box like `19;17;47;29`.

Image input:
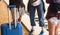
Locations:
48;20;56;35
37;3;44;18
55;20;60;35
29;6;36;19
37;2;44;13
10;8;15;19
48;20;56;30
19;7;25;16
56;20;60;28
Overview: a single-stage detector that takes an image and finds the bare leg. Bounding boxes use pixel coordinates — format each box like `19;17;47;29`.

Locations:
55;24;59;35
48;21;56;35
41;27;44;31
31;26;35;30
55;21;60;35
32;26;34;30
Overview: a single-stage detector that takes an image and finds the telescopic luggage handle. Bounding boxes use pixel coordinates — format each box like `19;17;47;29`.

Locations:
8;5;16;29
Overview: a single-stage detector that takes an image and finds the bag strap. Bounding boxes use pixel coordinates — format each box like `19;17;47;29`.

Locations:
8;5;16;29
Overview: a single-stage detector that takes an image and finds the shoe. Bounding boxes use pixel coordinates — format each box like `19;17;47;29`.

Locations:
39;30;44;35
29;29;34;35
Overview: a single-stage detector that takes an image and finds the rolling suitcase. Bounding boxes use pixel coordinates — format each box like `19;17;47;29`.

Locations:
1;5;23;35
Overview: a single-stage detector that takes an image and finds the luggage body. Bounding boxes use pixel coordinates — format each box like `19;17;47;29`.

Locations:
1;5;23;35
1;22;22;35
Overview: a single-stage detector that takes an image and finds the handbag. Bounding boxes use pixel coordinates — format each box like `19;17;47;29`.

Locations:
31;0;41;6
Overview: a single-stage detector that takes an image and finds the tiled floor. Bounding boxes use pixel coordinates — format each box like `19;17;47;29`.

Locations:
22;13;60;35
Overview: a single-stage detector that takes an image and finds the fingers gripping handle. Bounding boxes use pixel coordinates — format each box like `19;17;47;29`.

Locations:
8;5;16;29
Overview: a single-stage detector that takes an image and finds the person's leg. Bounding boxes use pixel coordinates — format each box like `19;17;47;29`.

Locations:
55;24;59;35
18;7;23;22
29;6;36;35
37;1;45;35
15;8;20;22
11;8;19;22
48;20;56;35
29;6;36;29
55;20;60;35
10;8;15;22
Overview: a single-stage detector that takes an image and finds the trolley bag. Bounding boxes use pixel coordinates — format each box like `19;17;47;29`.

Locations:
1;5;23;35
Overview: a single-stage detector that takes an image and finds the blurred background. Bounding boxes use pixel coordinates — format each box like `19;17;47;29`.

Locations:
0;0;60;35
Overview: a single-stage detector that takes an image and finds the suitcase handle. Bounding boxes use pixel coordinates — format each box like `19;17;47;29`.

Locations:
8;5;17;29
